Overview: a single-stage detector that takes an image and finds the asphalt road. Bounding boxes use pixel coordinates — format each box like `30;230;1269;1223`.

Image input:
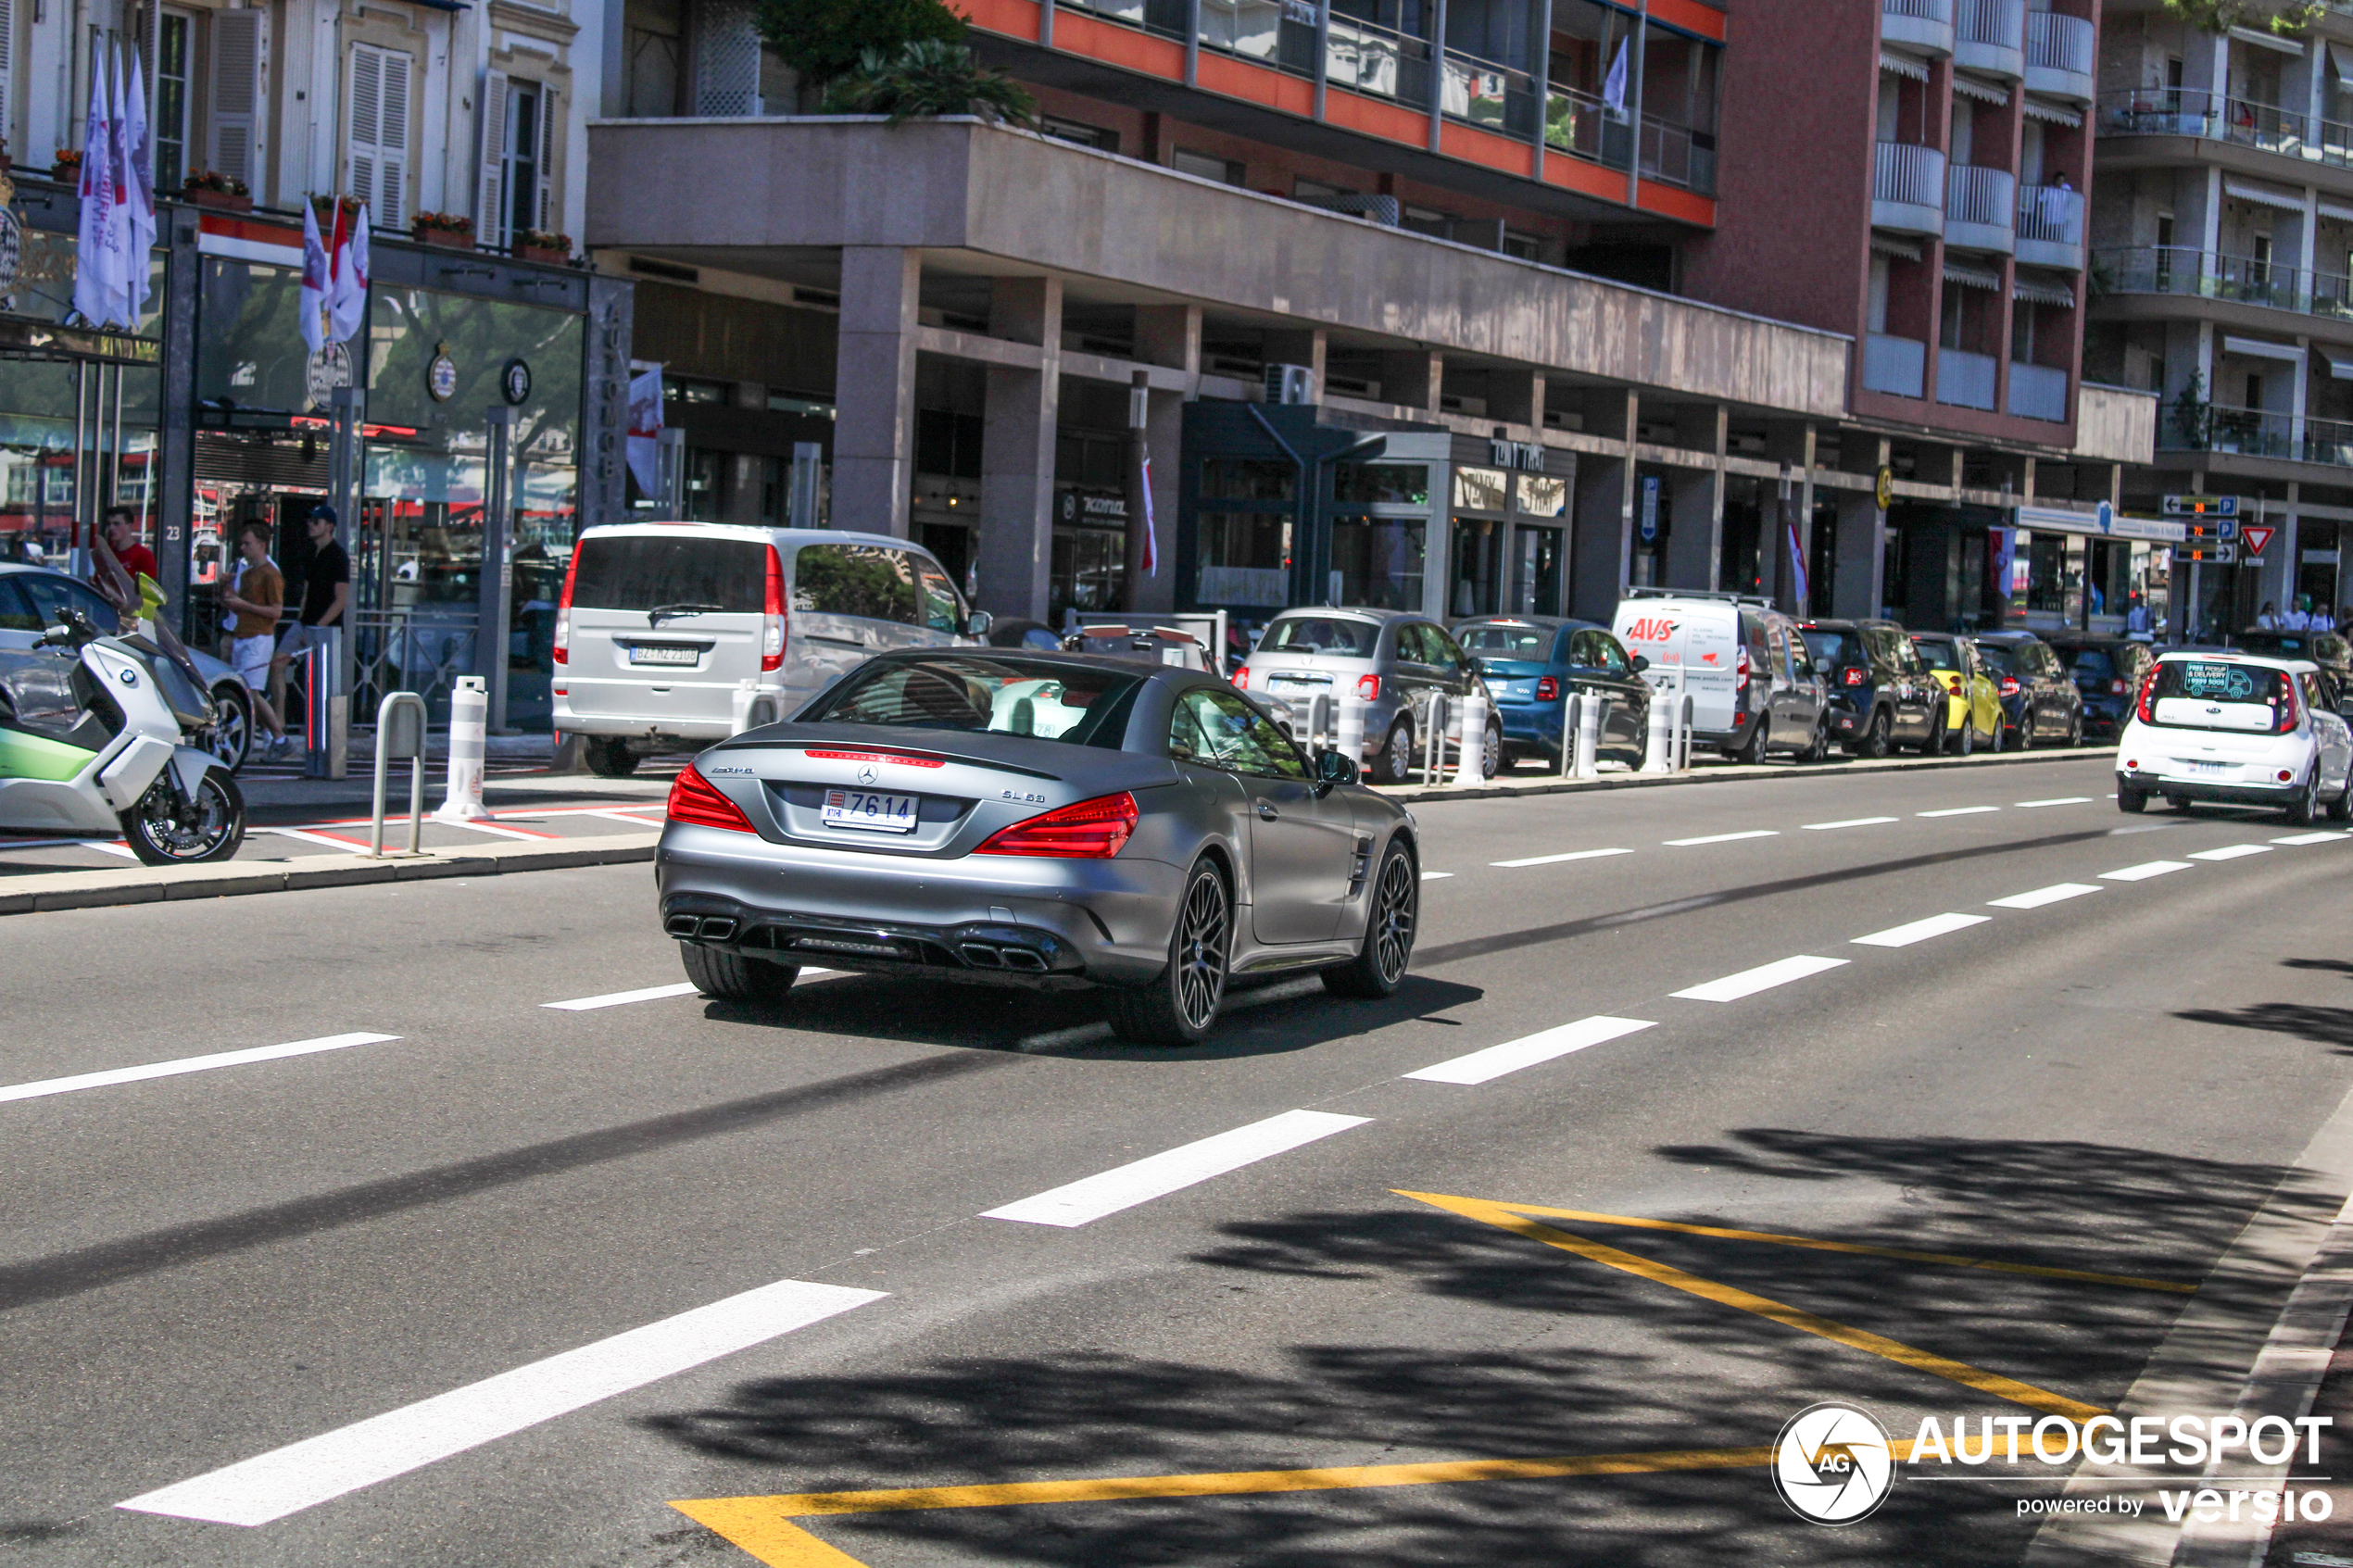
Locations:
5;752;2350;1566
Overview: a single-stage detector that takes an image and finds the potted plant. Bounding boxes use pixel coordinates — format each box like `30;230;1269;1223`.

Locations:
515;229;572;265
412;211;474;250
182;170;251;212
53;148;82;182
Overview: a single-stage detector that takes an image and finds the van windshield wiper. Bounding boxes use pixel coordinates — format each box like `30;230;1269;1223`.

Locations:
647;602;725;628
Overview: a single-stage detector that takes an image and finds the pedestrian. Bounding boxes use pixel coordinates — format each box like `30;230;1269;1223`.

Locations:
271;503;350;744
220;520;291;759
100;507;158;585
2257;598;2280;629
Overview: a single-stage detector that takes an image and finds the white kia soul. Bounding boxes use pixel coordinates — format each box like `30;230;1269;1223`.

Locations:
2117;651;2353;822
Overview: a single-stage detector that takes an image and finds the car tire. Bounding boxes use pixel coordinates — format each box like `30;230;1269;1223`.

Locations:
2013;711;2033;753
1957;714;1975;757
585;736;639;778
2329;779;2353;822
1987;715;2004;753
1803;716;1831;764
1850;707;1892;759
1734;713;1768;766
1373;719;1415;785
1916;711;1944;758
679;941;799;1004
2117;782;2146;814
2286;769;2322;827
1475;720;1503;780
2067;710;2084;748
1106;857;1232;1047
206;682;254;772
1325;838;1418;1000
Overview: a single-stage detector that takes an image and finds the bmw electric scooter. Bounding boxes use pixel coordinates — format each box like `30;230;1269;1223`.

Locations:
0;608;246;864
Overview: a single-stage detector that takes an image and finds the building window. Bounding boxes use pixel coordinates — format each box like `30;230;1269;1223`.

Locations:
1201;458;1295;501
1502;230;1543;261
506;81;546;240
346;44;412;226
1333;462;1429;505
1171;146;1244;183
476;71;554;248
625;0;683;115
1041;115;1119;152
1196;512;1291;607
155;12;194;195
682;446;723;520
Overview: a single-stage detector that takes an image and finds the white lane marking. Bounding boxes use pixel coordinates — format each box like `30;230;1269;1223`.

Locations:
1918;806;2000;818
0;1033;400;1107
544;982;698;1011
2190;845;2273;861
1420;872;1454;881
2103;860;2192;882
1802;817;1898;831
1671;955;1849;1003
1491;847;1633;868
1405;1016;1655;1086
117;1278;884;1526
981;1110;1369;1228
440;820;560;842
2275;831;2353;846
1852;913;1991;948
79;837;140;859
585;809;669;828
1664;830;1780;847
1988;883;2102;909
259;826;372;854
2017;797;2094;808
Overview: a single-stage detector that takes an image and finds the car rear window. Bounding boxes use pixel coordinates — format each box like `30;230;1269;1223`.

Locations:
1973;642;2020;675
569;534;765;613
1911;635;1957;667
2146;660;2291;731
1800;629;1854;668
2058;646;2116;678
802;655;1145;747
1456;622;1555;675
1261;617;1378;656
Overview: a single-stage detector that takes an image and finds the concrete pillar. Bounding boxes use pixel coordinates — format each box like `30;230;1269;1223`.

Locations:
833;246;921;537
1381;349;1444;414
1135;304;1202;383
977;274;1063;621
1571;390;1639;621
1263;329;1327;397
1665;405;1727;591
1490;370;1544;429
1832;489;1886;620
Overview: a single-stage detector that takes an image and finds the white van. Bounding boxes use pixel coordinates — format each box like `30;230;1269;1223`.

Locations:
1611;589;1828;761
551;523;986;776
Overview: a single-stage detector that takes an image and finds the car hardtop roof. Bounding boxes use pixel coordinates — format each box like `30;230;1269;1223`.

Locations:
575;521;916;554
859;644;1211;682
1452;613;1600;633
1267;607;1414;623
1969;630;2047;643
2045;631;2133;644
2157;648;2317;671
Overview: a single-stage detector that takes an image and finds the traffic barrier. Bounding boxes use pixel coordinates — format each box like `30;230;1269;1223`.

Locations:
434;675;492;822
730;680;783;735
1575;693;1602;779
1335;696;1364;771
1425;694;1452;784
1459;690;1490;781
1560;695;1581;778
1642;691;1674;773
370;692;427;857
1675;695;1697;774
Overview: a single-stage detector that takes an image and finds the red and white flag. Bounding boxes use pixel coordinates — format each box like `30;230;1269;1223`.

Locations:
1139;454;1158;576
298;201;331;353
329;202;370;344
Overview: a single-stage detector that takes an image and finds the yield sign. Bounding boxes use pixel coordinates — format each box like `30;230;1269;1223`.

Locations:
2242;524;2278;557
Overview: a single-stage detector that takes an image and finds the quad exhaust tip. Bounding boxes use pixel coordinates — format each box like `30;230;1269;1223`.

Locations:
665;914;738;942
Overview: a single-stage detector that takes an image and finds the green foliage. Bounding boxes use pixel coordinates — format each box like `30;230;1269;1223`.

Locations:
754;0;965;87
821;40;1039;127
2171;370;2212;446
2162;0;2324;34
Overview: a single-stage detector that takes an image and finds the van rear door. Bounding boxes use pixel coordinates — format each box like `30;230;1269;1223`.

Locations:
1680;609;1740;732
564;532;767;729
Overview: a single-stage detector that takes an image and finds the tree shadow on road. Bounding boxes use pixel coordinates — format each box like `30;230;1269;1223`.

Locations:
2176;954;2353;1055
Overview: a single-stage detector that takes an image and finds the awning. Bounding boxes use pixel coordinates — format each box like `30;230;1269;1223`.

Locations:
1953;75;2010;107
2334;42;2353;79
1870;233;1922;262
2014;274;2076;307
1880;49;1928;82
2321;199;2353;223
2221;334;2306;362
2022;97;2083;128
2321;348;2353;380
2229;23;2304;55
1943;260;2003;291
2224;177;2308;211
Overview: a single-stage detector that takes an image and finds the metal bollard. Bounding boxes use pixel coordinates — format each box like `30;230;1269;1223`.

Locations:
434;675;493;822
1560;694;1581;778
370;691;428;857
1459;689;1489;781
1576;692;1603;780
1424;694;1451;784
1675;694;1697;774
1642;689;1674;773
1336;696;1364;773
731;679;783;735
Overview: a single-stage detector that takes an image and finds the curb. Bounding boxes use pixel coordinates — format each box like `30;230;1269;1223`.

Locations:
0;832;661;918
1376;743;2110;805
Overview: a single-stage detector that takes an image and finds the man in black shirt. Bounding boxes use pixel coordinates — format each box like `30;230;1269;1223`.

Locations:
272;504;350;738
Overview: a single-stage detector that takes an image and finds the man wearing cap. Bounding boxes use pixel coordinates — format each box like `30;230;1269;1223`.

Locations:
272;504;349;736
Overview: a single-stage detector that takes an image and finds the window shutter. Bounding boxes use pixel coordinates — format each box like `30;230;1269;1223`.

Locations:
208;8;269;190
377;49;410;226
346;45;381;213
0;0;15;158
474;69;510;248
535;85;556;233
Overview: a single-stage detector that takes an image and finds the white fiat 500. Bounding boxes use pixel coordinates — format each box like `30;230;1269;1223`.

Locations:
2117;652;2353;822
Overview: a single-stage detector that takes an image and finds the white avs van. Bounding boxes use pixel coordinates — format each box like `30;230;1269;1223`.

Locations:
551;523;986;776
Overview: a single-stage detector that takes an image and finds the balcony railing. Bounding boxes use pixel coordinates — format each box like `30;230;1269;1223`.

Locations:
1874;141;1947;234
1944;164;2017;251
1882;0;1957;55
2098;88;2353;171
1955;0;2025;75
1442;48;1538;138
1544;82;1632;169
1865;332;1928;397
2095;245;2353;321
1059;0;1191;40
2016;182;2083;268
1640;114;1717;194
2162;404;2353;468
2026;11;2094;73
1327;11;1434;110
2007;362;2069;421
1937;346;1998;409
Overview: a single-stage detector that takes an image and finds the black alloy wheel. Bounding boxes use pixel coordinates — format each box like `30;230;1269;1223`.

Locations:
1326;841;1418;999
585;736;640;778
1108;859;1232;1047
1852;706;1893;759
120;771;245;865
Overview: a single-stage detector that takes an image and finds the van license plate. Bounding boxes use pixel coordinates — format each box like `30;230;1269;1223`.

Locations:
822;789;919;833
630;644;700;667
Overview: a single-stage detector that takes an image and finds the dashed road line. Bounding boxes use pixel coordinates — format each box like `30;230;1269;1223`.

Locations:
1670;954;1848;1002
980;1110;1370;1228
2102;860;2192;882
1801;817;1898;831
2190;845;2273;861
0;1033;400;1106
1664;830;1779;847
1490;847;1632;868
1420;872;1454;881
1404;1016;1655;1086
544;982;699;1011
1918;806;2000;818
1852;912;1991;948
118;1278;885;1526
258;826;374;854
1987;883;2103;909
2275;830;2353;846
2018;797;2094;808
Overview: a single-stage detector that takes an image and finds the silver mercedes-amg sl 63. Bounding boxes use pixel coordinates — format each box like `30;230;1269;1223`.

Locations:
654;646;1420;1045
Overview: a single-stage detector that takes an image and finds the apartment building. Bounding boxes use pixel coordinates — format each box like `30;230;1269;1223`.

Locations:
2086;0;2353;636
589;0;2152;634
0;0;629;730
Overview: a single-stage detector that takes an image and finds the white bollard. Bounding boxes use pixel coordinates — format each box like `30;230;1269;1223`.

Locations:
1675;694;1696;774
1459;689;1489;781
1560;694;1580;778
1336;695;1364;773
1576;691;1603;779
434;675;493;822
1641;687;1674;773
1425;694;1451;784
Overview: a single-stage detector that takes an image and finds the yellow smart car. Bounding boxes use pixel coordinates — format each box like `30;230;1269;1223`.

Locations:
1909;633;2002;755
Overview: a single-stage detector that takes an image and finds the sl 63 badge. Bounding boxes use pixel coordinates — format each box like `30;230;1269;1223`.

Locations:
1001;788;1047;804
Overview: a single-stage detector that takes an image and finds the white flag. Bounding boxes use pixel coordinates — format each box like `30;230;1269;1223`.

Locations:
72;60;120;326
329;202;370;343
124;44;156;313
1603;39;1629;119
107;44;138;323
298;200;330;354
625;366;664;500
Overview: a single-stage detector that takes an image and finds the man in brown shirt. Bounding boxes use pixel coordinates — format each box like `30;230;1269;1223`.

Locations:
220;520;290;759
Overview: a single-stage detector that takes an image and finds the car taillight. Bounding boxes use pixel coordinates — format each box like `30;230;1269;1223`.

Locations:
975;791;1139;859
1999;675;2020;698
1842;667;1866;686
666;764;757;834
1736;644;1751;693
1946;676;1963;696
2136;668;2159;723
2109;678;2126;696
761;545;786;672
1232;666;1250;689
552;546;581;666
1535;676;1560;701
2279;769;2296;782
1356;673;1380;701
2278;678;2300;734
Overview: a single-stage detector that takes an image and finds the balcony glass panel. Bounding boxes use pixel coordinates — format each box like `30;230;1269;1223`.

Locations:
2007;361;2069;421
2097;88;2349;168
2160;406;2353;468
1327;11;1433;109
1061;0;1190;40
1200;0;1317;71
2095;245;2353;323
1544;83;1626;165
1937;347;1998;409
1442;49;1536;137
1865;332;1928;397
1640;115;1716;194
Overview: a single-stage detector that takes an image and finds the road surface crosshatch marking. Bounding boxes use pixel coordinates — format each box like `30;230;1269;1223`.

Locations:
673;1191;2170;1565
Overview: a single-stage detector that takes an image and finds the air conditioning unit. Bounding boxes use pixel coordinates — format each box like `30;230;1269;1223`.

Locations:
1265;363;1315;405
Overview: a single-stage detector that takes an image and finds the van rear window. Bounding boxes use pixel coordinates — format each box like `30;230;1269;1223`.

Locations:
570;535;766;614
2148;660;2289;731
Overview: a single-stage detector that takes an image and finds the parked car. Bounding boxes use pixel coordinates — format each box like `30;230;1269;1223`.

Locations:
551;524;988;777
1233;608;1501;784
2045;633;2156;742
656;648;1419;1046
1969;632;2085;749
1451;614;1651;768
2233;629;2353;720
1797;618;1945;758
2117;651;2353;822
1908;631;2003;755
1614;590;1831;763
0;562;254;771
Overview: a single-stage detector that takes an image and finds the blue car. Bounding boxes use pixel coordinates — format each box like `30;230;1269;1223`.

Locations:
1452;615;1651;768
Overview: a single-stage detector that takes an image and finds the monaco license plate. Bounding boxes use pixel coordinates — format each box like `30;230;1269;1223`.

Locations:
629;643;700;667
2187;759;2229;774
822;788;920;833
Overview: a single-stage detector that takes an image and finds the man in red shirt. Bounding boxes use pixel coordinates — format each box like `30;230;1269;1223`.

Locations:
102;508;158;584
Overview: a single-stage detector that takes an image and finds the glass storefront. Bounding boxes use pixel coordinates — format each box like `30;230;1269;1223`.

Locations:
1329;515;1426;608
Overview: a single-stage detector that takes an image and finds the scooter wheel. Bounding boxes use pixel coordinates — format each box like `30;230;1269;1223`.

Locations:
120;771;245;865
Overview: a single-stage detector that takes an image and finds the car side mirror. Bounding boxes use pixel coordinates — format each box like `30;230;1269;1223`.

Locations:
1630;653;1649;672
963;608;994;639
1315;747;1361;789
1464;657;1483;678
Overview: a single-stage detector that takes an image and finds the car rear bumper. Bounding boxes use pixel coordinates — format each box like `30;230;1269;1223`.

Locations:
2118;767;2303;806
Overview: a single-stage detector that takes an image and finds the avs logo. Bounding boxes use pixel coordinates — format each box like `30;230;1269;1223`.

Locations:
1621;616;1679;644
1772;1401;1896;1524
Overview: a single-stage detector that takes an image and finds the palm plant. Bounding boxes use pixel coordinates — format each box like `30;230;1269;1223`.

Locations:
822;40;1038;128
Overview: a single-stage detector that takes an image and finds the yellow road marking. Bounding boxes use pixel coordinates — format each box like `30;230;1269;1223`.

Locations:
1399;1190;2105;1423
1466;1197;2196;1294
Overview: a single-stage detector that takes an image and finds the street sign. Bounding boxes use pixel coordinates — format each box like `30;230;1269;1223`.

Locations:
1639;475;1660;544
2174;541;2238;564
2241;524;2277;557
2163;495;2240;518
2177;518;2238;543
